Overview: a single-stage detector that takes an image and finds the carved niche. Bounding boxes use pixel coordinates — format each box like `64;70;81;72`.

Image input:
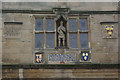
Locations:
56;16;67;48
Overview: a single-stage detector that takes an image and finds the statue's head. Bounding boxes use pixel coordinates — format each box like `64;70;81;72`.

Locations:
60;21;63;25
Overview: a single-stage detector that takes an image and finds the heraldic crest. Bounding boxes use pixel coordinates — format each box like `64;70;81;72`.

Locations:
105;25;114;37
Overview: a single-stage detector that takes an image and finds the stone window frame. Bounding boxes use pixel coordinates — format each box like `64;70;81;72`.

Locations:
34;16;56;49
67;16;91;49
33;15;91;50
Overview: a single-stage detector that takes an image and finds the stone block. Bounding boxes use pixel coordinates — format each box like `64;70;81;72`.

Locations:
0;29;2;37
23;69;118;78
2;2;118;11
21;30;33;42
2;69;19;78
19;54;33;64
2;52;20;64
91;52;118;64
0;19;2;29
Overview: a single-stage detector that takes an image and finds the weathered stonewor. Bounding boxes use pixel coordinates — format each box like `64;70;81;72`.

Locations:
1;2;120;79
2;68;119;79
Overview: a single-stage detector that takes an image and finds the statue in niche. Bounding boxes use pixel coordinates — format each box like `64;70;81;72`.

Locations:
57;21;66;47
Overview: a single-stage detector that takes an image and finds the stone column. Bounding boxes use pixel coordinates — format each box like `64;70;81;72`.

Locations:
0;0;2;79
19;69;23;79
118;1;120;78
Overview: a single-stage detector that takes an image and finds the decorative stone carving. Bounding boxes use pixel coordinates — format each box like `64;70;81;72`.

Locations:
57;21;66;47
102;24;117;38
56;15;67;48
80;51;91;62
48;53;75;63
35;53;43;63
105;25;114;38
4;24;21;38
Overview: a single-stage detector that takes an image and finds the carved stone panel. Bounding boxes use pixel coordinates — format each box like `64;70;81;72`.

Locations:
102;23;118;39
4;24;21;38
48;53;75;64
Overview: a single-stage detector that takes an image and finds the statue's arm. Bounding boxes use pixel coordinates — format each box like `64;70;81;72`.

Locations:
63;27;66;32
57;27;60;33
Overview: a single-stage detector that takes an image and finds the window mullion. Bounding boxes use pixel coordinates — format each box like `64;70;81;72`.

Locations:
77;17;80;48
87;17;91;48
43;17;46;49
54;18;56;48
67;18;69;48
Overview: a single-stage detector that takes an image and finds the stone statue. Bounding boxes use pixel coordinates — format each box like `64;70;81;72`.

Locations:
57;21;66;47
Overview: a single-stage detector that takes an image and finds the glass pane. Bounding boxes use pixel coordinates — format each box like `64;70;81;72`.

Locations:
80;19;88;30
46;19;54;31
46;33;54;48
69;33;78;48
35;33;44;48
69;19;77;31
80;33;88;48
35;19;43;30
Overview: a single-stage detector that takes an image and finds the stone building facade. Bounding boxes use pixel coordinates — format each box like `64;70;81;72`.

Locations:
1;2;120;79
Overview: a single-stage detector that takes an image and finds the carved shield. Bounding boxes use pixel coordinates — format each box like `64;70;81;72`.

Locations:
35;54;42;63
82;52;89;61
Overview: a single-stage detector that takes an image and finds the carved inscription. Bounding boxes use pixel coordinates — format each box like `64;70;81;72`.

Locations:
4;24;21;38
48;53;75;62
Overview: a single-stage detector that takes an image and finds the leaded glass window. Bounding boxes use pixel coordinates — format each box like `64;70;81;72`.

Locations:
69;33;78;48
80;33;88;48
35;17;89;49
79;18;88;48
80;19;88;30
35;33;44;48
35;18;55;49
69;18;89;49
46;33;54;48
69;19;77;31
46;19;54;31
35;19;43;30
